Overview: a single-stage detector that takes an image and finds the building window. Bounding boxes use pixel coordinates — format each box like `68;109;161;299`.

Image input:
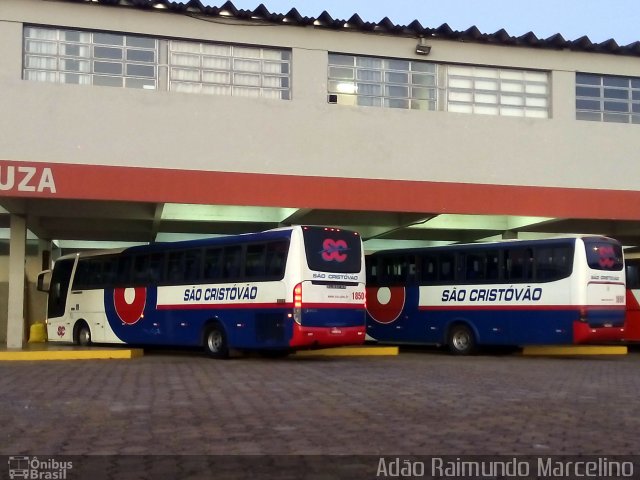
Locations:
327;53;437;110
446;65;549;118
23;26;158;89
169;40;290;99
576;73;640;123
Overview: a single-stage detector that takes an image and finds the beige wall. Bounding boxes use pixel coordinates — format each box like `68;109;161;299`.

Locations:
0;0;639;192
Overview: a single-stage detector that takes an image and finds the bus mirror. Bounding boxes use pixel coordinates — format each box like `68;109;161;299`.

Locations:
37;270;52;292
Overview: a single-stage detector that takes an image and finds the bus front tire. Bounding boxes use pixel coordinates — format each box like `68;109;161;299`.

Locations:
76;323;92;347
204;324;229;359
447;324;476;355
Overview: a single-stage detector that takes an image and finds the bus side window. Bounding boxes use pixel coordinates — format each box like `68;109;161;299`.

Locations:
102;257;116;286
535;245;573;281
245;244;266;278
407;256;417;284
184;249;202;283
366;256;378;285
203;248;223;281
148;252;165;284
223;246;242;280
505;248;532;282
486;251;500;281
265;241;288;279
439;253;455;282
627;263;640;289
465;252;485;282
133;255;150;285
116;256;133;286
167;251;185;283
420;255;437;284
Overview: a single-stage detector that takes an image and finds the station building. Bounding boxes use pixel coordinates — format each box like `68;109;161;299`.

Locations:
1;0;640;347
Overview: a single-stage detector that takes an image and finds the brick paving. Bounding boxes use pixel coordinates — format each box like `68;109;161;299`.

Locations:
1;348;639;478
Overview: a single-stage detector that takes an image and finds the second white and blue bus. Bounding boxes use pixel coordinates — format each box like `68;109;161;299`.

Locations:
38;225;366;357
365;235;626;354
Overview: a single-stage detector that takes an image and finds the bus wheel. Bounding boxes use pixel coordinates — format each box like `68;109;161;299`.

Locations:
204;324;229;359
448;324;476;355
76;323;92;347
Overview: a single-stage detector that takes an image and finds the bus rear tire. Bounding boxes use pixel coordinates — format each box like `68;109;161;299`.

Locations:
447;324;476;355
204;324;229;359
76;323;92;347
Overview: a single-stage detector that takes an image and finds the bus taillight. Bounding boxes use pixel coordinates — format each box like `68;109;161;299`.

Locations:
293;283;303;324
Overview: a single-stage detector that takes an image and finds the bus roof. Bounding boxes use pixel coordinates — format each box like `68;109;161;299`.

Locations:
366;235;621;257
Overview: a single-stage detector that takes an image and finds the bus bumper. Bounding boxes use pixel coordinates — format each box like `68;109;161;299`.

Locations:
290;324;366;348
573;320;625;344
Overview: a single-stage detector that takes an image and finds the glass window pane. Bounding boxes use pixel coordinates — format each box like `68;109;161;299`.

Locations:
604;101;629;112
411;73;435;86
356;57;383;69
603;113;630;123
203;44;231;56
93;75;123;87
127;49;155;62
357;69;381;82
329;67;354;80
576;86;600;97
126;36;156;49
94;33;124;46
202;56;230;70
603;76;629;87
94;61;122;75
328;54;354;66
385;72;408;84
576;111;602;121
202;70;231;84
475;79;498;90
385;98;410;109
126;64;155;77
387;59;410;71
576;99;600;110
604;88;629;99
94;46;123;59
576;73;600;85
411;62;435;73
125;77;156;89
233;46;261;58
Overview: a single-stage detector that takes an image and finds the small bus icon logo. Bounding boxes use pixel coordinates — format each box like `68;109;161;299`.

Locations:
8;456;30;479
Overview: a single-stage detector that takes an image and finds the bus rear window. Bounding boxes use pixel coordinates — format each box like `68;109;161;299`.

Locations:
584;239;623;271
302;227;362;273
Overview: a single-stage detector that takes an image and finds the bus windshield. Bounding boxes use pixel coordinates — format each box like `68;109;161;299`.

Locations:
302;227;362;273
584;238;624;271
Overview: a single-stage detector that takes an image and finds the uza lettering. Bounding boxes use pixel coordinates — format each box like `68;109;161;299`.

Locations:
0;165;57;193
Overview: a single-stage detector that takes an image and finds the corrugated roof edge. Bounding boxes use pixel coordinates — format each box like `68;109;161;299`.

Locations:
51;0;640;57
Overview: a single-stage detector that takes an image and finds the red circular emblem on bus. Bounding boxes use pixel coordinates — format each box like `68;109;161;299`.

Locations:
366;286;406;324
114;287;146;325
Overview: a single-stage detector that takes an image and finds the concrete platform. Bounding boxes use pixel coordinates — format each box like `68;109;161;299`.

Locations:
0;343;144;361
522;345;628;356
293;345;399;357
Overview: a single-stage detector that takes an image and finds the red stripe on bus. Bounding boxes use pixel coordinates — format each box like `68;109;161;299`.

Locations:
156;302;364;310
156;303;291;310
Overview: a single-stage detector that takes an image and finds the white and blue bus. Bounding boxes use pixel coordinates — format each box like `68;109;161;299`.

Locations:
39;226;366;357
365;235;626;354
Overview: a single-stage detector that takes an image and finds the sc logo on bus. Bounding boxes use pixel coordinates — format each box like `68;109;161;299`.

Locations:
597;246;616;269
321;239;349;263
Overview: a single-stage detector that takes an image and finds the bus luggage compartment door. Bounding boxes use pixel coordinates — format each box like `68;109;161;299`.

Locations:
586;281;625;326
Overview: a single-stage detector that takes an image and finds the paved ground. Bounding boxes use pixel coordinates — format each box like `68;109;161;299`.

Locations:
1;347;639;478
